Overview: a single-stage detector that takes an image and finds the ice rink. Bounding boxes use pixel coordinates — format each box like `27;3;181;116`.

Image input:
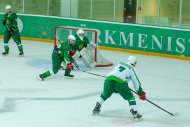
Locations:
0;40;190;127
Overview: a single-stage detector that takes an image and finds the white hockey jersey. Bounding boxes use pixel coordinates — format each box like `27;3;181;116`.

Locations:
107;62;142;93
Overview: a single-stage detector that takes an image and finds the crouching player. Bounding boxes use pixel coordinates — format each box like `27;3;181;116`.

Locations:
38;35;77;81
92;56;146;121
72;29;97;68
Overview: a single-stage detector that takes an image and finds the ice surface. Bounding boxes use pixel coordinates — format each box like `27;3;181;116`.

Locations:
0;40;190;127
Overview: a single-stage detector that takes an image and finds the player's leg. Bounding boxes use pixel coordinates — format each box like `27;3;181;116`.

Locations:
61;62;67;70
80;47;97;68
93;79;114;114
38;52;62;81
64;56;75;77
64;67;74;77
2;31;11;55
12;31;24;56
115;82;143;121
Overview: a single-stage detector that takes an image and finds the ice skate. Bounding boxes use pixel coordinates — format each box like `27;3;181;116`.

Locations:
92;102;101;115
130;109;143;122
2;51;9;56
19;51;24;57
64;73;74;78
37;74;45;81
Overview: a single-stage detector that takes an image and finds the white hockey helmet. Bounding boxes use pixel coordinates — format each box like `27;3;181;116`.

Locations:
77;29;85;37
68;35;76;45
6;5;12;10
127;56;137;66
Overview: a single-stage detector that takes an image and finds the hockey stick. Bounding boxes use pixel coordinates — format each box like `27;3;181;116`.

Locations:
73;61;92;71
5;25;19;43
129;89;178;116
6;25;21;46
73;61;178;116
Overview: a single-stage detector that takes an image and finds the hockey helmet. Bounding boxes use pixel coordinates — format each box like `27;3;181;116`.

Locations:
68;35;76;45
6;5;12;10
77;29;85;37
128;56;137;66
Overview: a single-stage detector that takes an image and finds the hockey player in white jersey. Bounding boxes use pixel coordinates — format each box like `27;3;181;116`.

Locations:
92;56;146;121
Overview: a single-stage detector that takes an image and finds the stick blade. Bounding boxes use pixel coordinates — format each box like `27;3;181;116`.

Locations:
172;112;179;116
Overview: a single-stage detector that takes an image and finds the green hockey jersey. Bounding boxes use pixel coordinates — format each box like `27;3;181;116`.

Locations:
74;35;89;51
54;41;75;63
3;12;18;31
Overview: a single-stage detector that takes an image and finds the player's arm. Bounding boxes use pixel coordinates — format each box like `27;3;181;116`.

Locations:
12;13;18;29
82;36;96;48
84;37;89;47
86;37;96;48
53;47;61;55
130;68;146;100
1;14;6;26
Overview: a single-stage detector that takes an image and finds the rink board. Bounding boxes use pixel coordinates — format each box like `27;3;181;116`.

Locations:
0;13;190;58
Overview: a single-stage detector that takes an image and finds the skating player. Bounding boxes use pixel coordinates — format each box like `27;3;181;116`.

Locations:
92;56;146;121
1;5;24;56
38;35;77;81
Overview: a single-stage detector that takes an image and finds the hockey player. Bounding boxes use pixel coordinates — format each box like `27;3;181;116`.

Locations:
74;29;91;51
1;5;24;56
72;29;97;68
38;35;77;81
92;56;146;121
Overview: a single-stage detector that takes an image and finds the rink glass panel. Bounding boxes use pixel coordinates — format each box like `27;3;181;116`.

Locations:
49;0;61;16
181;0;190;28
24;0;48;15
77;0;91;19
0;0;24;13
137;0;158;25
91;0;114;21
115;0;124;22
159;0;180;27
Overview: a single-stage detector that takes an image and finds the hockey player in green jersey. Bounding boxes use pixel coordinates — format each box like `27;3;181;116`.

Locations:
1;5;24;56
74;29;90;52
38;35;77;81
92;56;146;121
72;29;97;68
74;29;97;51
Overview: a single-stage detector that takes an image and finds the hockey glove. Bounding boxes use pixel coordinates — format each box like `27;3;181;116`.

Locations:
67;63;74;70
139;92;146;100
69;50;76;57
53;47;61;55
84;44;87;48
90;42;97;48
2;19;6;26
8;26;14;34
